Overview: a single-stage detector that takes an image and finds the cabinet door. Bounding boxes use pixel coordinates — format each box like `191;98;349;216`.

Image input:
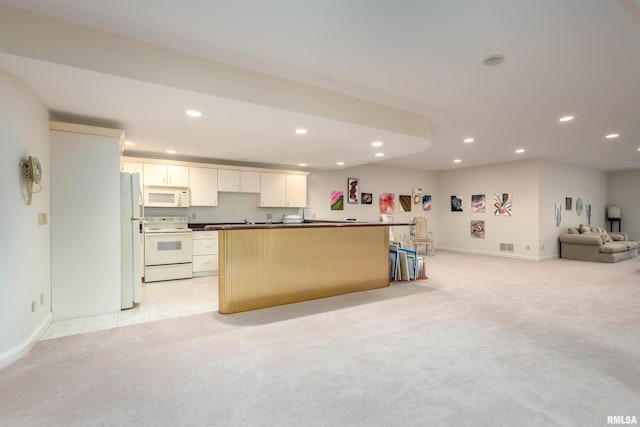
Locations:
167;165;189;187
260;172;286;207
286;174;307;207
217;169;240;192
240;171;261;193
143;164;168;186
189;167;218;206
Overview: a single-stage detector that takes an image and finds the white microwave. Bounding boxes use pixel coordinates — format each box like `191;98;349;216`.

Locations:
143;186;190;207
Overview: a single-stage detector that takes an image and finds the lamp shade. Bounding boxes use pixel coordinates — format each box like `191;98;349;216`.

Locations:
607;205;621;219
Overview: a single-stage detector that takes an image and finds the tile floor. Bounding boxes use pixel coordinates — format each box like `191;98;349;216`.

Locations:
40;275;218;340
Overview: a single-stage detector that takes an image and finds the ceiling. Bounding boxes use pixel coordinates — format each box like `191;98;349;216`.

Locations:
0;0;639;172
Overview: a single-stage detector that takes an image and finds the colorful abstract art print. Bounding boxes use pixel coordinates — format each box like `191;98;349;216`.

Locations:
361;192;373;205
451;195;463;212
412;188;422;205
494;193;512;216
399;195;412;212
470;220;485;238
347;178;359;204
330;191;344;210
422;195;432;211
379;193;395;214
471;194;486;213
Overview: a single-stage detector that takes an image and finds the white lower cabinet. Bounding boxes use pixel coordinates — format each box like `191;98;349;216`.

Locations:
192;230;218;276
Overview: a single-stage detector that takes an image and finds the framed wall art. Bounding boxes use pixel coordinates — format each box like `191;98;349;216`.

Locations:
451;195;463;212
347;178;359;204
330;191;344;210
471;194;486;213
565;197;572;211
494;193;512;216
361;192;373;205
379;193;395;214
422;195;432;211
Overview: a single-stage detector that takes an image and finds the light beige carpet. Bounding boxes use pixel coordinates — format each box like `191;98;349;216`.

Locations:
1;251;639;427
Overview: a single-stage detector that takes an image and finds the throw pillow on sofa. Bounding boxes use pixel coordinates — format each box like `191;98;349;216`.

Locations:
595;227;613;243
579;224;591;234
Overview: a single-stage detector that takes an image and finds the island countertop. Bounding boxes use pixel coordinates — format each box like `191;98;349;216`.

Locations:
195;220;410;231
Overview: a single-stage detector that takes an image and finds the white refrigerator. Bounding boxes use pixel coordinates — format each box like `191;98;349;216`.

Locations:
120;172;144;309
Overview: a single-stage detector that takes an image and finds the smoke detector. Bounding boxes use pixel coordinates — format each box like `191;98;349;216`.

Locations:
482;54;505;66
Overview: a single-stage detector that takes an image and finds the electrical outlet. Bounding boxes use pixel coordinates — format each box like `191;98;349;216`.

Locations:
40;292;44;305
266;213;272;220
191;213;196;219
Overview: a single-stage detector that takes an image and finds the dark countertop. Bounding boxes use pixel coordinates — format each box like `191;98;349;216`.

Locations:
192;220;411;231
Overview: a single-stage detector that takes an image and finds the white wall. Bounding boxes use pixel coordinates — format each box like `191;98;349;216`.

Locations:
0;69;51;369
307;163;437;245
51;130;121;320
607;169;640;241
538;160;607;259
436;160;540;260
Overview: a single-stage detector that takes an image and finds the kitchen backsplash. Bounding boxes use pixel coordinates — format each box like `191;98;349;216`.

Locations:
145;192;301;223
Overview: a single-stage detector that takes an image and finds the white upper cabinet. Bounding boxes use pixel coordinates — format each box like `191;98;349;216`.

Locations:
259;173;307;207
143;164;189;187
218;169;260;193
286;174;307;207
189;167;218;206
259;172;286;207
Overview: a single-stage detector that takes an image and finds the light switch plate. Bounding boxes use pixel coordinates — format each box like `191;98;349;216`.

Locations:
38;213;48;225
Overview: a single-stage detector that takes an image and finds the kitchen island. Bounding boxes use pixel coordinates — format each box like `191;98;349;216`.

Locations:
204;221;403;314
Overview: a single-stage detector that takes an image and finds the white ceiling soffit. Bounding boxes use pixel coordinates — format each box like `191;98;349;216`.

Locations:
0;6;430;171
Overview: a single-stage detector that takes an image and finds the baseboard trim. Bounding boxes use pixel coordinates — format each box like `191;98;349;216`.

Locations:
0;313;52;370
438;247;542;261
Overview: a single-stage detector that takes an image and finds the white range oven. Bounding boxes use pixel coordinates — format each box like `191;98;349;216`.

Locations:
143;216;193;282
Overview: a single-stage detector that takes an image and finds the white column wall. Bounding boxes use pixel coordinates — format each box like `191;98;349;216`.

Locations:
0;69;51;369
51;130;121;320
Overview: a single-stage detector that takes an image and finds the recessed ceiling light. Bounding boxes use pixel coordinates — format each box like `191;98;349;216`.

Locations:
124;141;135;146
605;133;619;139
515;148;525;154
463;138;474;143
453;159;462;163
375;152;385;157
166;149;176;154
637;147;640;151
482;54;505;66
295;128;308;135
559;116;574;122
371;141;383;147
185;110;202;118
336;161;345;166
299;163;307;167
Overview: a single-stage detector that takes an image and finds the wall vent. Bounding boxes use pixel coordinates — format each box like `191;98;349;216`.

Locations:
500;243;514;252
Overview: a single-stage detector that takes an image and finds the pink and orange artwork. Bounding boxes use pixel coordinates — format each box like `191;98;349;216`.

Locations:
379;193;395;214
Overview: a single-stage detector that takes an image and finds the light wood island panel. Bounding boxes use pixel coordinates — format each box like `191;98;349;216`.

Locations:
216;224;390;314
